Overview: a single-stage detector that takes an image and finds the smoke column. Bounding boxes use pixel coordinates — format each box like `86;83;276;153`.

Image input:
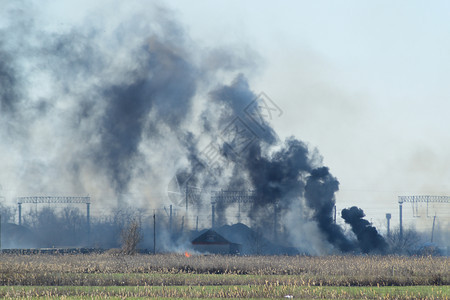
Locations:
304;168;355;252
341;206;388;253
0;2;231;205
205;77;356;253
0;2;388;254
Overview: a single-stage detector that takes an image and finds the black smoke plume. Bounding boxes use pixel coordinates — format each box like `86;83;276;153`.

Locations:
205;78;356;252
305;168;355;252
341;206;388;253
0;2;390;254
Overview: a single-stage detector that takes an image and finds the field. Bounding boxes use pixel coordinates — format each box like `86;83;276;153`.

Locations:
0;253;448;299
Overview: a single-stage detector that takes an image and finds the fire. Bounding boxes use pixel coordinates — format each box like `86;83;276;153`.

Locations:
184;251;191;258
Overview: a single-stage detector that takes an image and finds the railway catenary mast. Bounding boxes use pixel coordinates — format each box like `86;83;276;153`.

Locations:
398;195;450;239
210;190;257;227
210;190;279;240
17;196;91;241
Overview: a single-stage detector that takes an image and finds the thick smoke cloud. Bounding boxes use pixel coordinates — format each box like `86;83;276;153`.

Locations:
0;2;390;254
204;78;358;252
305;167;355;252
95;40;198;194
0;2;209;204
342;206;388;253
0;47;19;114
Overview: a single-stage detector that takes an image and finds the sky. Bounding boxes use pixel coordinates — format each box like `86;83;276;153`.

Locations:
2;0;450;232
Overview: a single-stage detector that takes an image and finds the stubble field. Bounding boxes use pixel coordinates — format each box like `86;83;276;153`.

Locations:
0;253;448;299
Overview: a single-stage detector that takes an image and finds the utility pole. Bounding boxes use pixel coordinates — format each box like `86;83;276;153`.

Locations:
169;205;172;235
431;215;436;243
153;211;156;254
196;216;199;231
273;203;277;242
86;202;90;245
238;202;241;223
399;202;403;240
18;202;22;226
211;202;215;228
185;184;188;213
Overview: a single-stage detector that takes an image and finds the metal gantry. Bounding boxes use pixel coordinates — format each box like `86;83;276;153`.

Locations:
210;190;257;228
398;195;450;218
398;195;450;204
210;190;257;204
17;196;91;204
398;195;450;239
16;196;91;240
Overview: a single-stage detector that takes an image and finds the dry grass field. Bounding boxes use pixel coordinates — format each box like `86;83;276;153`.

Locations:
0;253;448;298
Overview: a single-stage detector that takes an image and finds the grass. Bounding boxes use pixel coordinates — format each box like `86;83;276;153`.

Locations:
0;272;447;287
0;284;448;299
0;253;448;298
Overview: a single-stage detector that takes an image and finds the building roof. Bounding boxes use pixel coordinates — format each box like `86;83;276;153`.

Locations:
191;230;231;245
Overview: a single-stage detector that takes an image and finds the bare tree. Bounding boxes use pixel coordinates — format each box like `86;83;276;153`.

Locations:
120;219;142;255
0;202;15;224
388;227;423;254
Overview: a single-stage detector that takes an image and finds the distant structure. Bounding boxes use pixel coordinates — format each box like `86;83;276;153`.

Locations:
210;190;257;228
191;229;241;255
385;213;391;237
166;174;202;213
16;196;91;240
398;195;450;239
184;186;202;213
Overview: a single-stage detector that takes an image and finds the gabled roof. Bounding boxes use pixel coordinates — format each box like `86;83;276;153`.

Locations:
191;230;230;245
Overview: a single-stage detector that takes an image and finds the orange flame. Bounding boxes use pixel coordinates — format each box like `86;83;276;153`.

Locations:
184;251;191;258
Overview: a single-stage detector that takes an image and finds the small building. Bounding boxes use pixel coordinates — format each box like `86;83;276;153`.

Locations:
191;230;241;255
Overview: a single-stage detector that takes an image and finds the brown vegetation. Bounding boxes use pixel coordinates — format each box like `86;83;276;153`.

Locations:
0;253;447;287
120;219;142;255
